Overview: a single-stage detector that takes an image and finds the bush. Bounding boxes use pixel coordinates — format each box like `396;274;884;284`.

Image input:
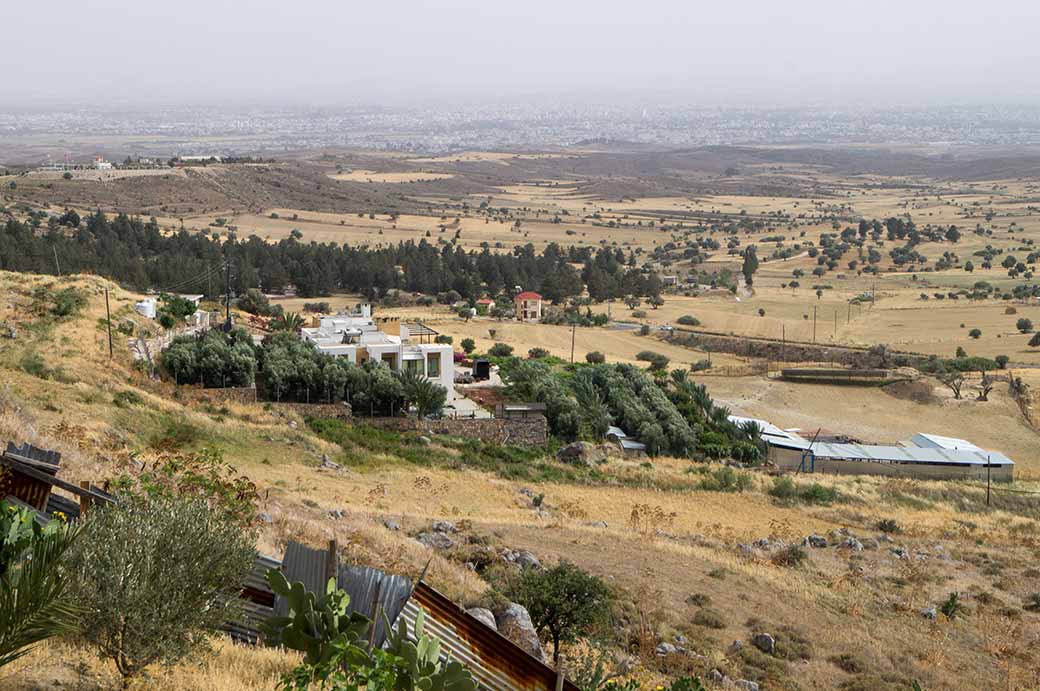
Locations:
876;518;901;534
488;343;514;357
697;466;753;492
968;328;982;339
112;390;143;408
995;354;1010;369
68;494;254;687
692;608;727;629
460;338;476;355
528;347;550;359
635;350;669;371
639;324;651;336
585;351;605;364
50;288;87;318
676;315;701;326
434;334;453;345
691;359;712;372
504;561;612;663
768;477;840;505
1017;318;1034;333
771;545;808;568
631;310;647;319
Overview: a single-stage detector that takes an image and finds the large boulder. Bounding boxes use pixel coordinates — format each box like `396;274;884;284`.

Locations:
555;441;608;466
751;632;775;655
496;603;545;660
416;532;455;550
466;607;498;631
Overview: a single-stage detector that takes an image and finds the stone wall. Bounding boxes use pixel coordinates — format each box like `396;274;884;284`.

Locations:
364;416;547;446
270;402;353;421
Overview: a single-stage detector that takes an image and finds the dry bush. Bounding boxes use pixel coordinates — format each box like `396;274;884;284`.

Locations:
629;503;677;539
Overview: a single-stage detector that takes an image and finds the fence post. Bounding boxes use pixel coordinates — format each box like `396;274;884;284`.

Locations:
79;481;91;517
325;539;339;586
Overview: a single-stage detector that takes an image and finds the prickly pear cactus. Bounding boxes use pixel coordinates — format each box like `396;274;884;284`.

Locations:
385;608;477;691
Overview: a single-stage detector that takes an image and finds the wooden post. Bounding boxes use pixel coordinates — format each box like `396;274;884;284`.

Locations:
555;655;566;691
79;481;91;517
325;539;339;586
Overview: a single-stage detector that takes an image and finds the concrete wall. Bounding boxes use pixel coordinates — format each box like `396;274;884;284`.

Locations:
769;445;1014;482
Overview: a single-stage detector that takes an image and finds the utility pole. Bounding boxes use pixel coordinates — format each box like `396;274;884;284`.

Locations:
986;455;991;506
223;256;232;332
52;245;61;276
570;322;576;363
104;287;113;359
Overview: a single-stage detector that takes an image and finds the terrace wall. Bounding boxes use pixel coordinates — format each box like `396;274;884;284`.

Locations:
365;416;547;446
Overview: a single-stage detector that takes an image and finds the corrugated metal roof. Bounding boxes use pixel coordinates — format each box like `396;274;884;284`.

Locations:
402;582;578;691
909;433;983;452
276;541;412;646
808;442;1013;466
620;439;646;451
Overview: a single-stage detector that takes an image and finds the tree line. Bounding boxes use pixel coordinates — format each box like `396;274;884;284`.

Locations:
0;211;663;303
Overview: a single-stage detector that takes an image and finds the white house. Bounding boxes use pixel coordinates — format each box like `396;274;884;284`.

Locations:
300;304;455;399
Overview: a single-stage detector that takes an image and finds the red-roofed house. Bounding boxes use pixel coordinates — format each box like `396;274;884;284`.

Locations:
515;291;543;322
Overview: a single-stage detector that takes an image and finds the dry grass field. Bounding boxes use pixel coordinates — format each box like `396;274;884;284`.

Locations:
1;271;1039;690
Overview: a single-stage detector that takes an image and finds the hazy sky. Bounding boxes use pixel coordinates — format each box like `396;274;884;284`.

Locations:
6;0;1040;107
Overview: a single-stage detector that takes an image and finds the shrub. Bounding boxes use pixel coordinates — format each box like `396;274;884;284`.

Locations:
635;350;669;371
968;328;982;339
631;310;647;319
528;347;550;359
585;351;605;364
676;315;701;326
767;477;797;500
828;653;867;674
876;518;901;534
940;592;965;619
460;338;476;354
488;343;514;357
68;494;254;688
995;354;1010;369
692;608;727;629
434;334;453;345
50;288;87;318
1017;318;1033;333
691;359;712;372
639;324;651;336
504;561;612;663
697;466;753;493
771;545;808;568
112;390;143;408
801;483;840;505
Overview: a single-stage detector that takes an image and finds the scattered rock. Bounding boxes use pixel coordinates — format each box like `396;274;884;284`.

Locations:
501;548;542;571
382;518;401;532
860;537;879;550
727;640;744;654
891;547;909;560
258;512;273;524
518;487;535;498
587;520;609;529
733;680;760;691
709;670;725;684
555;441;608;466
803;534;828;548
497;604;545;660
319;454;340;470
878;534;895;543
288;420;298;430
431;520;458;534
328;509;345;520
416;532;455;550
751;633;775;655
921;606;938;621
467;607;497;630
655;642;678;656
840;537;864;552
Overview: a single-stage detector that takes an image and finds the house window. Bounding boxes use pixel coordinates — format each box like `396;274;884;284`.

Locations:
426;352;440;378
405;359;422;375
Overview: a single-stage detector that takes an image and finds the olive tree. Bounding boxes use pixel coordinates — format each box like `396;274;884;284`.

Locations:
504;561;612;663
68;495;253;689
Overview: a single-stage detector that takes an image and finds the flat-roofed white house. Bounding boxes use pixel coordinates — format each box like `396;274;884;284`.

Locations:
300;304;455;399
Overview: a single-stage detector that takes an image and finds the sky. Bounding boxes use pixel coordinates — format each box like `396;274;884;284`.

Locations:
5;0;1040;107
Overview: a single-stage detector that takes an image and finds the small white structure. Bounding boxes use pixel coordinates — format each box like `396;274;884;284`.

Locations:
93;156;113;170
134;298;157;319
908;433;983;452
300;304;455;399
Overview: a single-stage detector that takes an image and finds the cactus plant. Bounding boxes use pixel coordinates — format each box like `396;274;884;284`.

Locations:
262;569;371;668
383;608;477;691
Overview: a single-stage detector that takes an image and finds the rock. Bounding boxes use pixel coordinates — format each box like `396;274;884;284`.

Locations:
751;633;775;655
328;509;344;520
518;487;535;498
737;544;755;557
418;435;432;446
587;520;609;529
803;534;828;548
431;520;458;534
921;606;938;621
515;550;542;571
319;454;340;470
383;518;401;531
709;669;725;684
288;420;298;430
878;534;895;543
258;512;273;524
891;546;909;560
416;532;455;550
497;604;545;660
728;640;744;654
733;681;760;691
840;537;864;552
555;441;608;466
860;537;879;550
655;642;678;656
467;607;498;630
828;528;852;543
